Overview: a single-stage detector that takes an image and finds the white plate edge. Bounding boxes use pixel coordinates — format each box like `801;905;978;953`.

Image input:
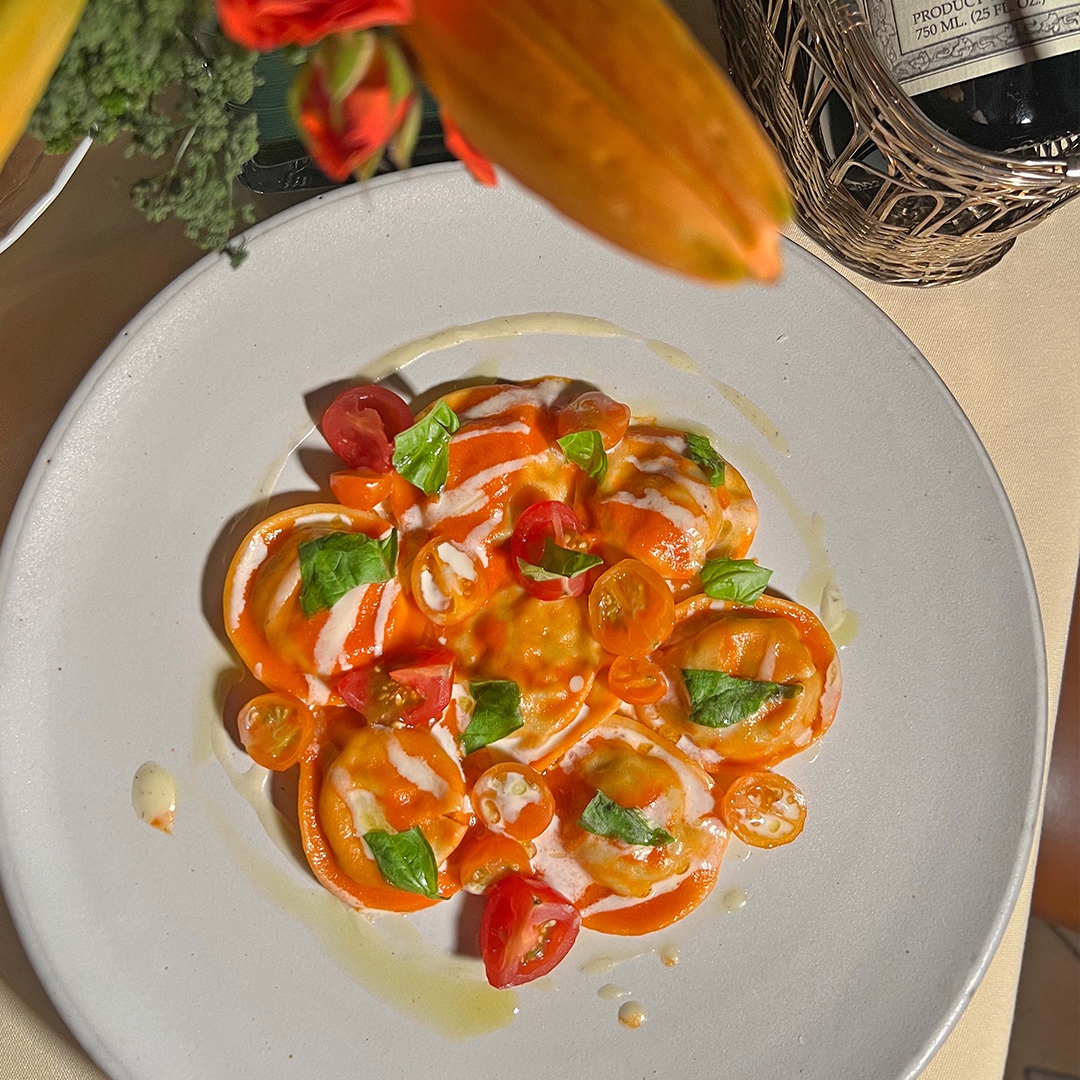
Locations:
0;162;1048;1080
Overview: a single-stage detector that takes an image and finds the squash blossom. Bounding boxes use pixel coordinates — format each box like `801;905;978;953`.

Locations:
404;0;791;283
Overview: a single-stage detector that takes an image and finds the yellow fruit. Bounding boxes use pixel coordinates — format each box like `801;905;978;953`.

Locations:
0;0;88;173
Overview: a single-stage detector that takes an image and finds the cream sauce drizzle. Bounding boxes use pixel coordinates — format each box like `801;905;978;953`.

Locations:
314;583;371;675
357;313;786;452
598;983;631;1001
227;539;267;631
131;762;177;834
618;1001;648;1029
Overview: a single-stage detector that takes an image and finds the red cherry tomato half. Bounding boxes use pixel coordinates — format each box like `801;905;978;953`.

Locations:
338;648;455;727
556;391;631;451
480;875;581;988
510;501;596;602
321;386;415;472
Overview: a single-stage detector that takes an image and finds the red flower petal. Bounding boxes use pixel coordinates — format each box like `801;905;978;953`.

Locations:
217;0;414;52
440;110;497;187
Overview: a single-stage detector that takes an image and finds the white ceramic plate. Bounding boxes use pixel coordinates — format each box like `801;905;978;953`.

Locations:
0;165;1045;1080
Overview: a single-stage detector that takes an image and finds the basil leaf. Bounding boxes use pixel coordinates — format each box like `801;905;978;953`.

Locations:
682;668;802;729
700;558;773;604
364;827;439;899
578;791;674;847
298;529;397;617
392;401;461;495
461;680;524;754
518;538;603;583
558;430;608;484
685;432;725;487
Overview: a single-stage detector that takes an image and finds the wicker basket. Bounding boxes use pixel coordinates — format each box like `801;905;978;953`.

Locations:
715;0;1080;284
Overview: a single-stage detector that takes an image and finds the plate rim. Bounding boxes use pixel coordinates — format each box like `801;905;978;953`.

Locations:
0;162;1048;1080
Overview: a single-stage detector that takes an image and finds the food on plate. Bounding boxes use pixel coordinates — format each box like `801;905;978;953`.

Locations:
222;376;841;987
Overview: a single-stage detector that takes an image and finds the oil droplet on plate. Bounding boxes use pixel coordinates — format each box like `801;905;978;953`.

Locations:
721;886;748;913
618;1001;648;1029
659;944;680;967
597;983;630;1002
132;762;177;833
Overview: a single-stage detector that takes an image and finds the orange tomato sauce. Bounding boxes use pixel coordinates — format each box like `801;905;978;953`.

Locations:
223;376;841;944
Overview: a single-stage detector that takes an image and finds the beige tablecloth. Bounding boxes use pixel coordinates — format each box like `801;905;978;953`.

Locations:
1;131;1078;1079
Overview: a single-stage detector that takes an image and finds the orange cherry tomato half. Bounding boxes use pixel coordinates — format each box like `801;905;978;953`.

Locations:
321;385;414;472
589;560;675;657
471;762;556;842
607;655;668;704
338;648;455;727
410;537;488;626
556;391;631;451
510;500;597;601
458;832;532;894
480;875;581;988
237;692;315;771
721;771;806;849
329;468;393;510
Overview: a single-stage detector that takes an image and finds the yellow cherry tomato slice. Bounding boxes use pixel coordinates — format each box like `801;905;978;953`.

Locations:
471;762;555;842
721;771;806;849
458;832;532;894
588;559;675;657
237;692;315;771
607;655;667;704
410;537;488;626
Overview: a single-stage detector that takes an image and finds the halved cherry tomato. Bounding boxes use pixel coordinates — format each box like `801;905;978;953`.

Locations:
411;537;488;625
589;560;675;657
510;500;597;601
556;391;631;451
459;832;532;894
338;648;455;727
607;655;667;704
321;386;414;472
237;692;315;771
721;771;806;849
329;468;393;510
480;875;581;988
471;762;555;841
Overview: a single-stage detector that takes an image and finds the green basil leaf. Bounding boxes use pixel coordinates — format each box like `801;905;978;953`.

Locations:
461;680;524;754
363;827;440;899
298;529;397;617
700;558;773;604
685;432;725;487
392;401;461;495
558;429;608;484
681;668;802;729
578;791;674;847
518;538;603;583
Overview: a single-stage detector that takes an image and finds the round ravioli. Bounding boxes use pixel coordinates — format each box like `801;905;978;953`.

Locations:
641;594;841;768
445;585;604;760
594;427;758;579
391;378;576;557
533;717;727;934
223;504;417;706
301;722;468;912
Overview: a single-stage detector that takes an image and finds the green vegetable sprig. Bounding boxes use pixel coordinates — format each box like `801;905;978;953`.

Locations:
29;0;260;259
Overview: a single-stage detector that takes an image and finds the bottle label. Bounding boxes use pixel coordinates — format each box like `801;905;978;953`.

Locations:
864;0;1080;93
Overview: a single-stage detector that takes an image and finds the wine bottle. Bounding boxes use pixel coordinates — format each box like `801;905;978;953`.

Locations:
913;52;1080;152
863;0;1080;154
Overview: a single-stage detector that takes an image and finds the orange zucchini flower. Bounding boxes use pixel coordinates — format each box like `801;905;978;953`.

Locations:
403;0;790;283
